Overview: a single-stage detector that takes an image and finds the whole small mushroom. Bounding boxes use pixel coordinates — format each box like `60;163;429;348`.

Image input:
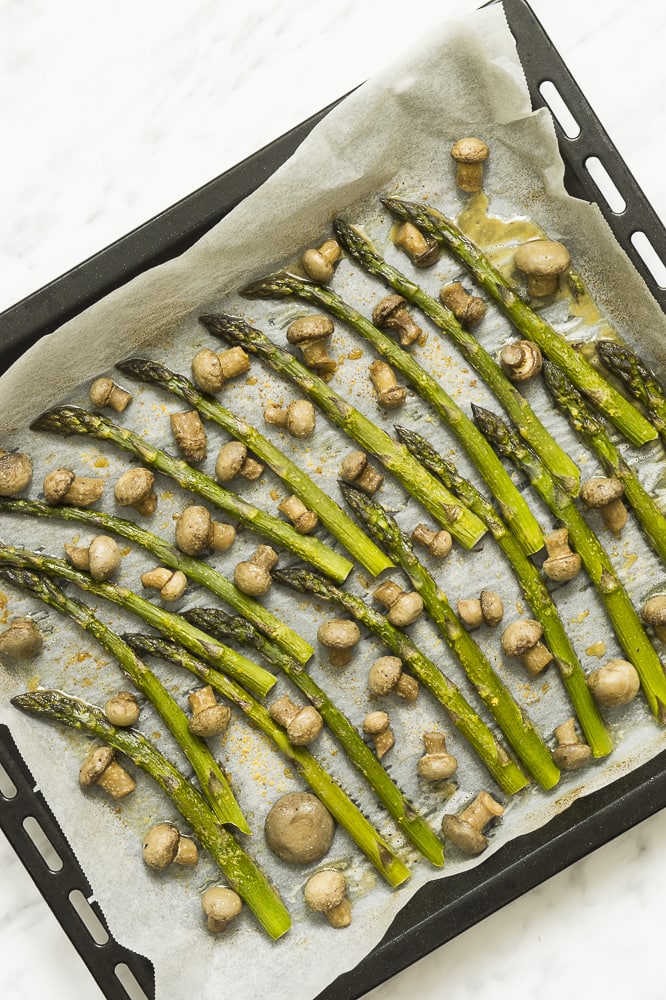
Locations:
170;410;207;463
587;658;640;708
499;340;543;382
301;239;342;284
191;346;250;394
114;467;157;516
368;360;406;409
450;137;490;193
642;595;666;642
439;282;486;327
0;617;43;661
441;790;503;855
542;528;582;584
201;886;242;933
501;619;553;676
372;294;423;347
215;441;263;483
317;618;361;667
104;691;141;727
188;685;231;738
89;377;132;413
264;791;335;864
175;505;236;556
64;534;121;581
142;821;198;870
552;718;592;770
286;315;336;375
79;745;136;799
362;710;394;759
374;580;423;628
339;450;383;495
368;656;419;701
0;450;32;497
304;870;352;928
44;467;104;508
417;732;458;782
269;695;323;746
393;222;440;267
514;239;571;297
233;545;278;597
264;399;316;439
580;477;628;535
411;523;452;559
277;495;318;534
141;567;188;601
457;591;504;630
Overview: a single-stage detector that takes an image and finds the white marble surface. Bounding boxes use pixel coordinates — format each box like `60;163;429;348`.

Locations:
1;1;666;998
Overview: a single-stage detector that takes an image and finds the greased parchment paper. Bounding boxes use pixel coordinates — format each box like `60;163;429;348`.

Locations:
2;5;666;999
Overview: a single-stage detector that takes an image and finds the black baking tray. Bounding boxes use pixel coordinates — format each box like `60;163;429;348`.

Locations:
2;1;666;997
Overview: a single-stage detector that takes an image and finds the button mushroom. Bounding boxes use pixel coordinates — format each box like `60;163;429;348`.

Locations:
372;294;423;347
201;886;242;933
114;467;157;516
141;566;188;601
367;656;419;701
0;450;32;497
215;441;264;483
368;359;406;409
417;732;458;782
188;685;231;738
317;618;361;667
457;591;504;630
501;619;553;676
339;450;383;495
89;376;132;413
411;523;453;559
43;467;104;507
0;617;43;661
175;505;236;556
499;340;543;382
79;745;136;799
264;791;335;864
264;399;316;438
64;535;121;581
642;595;666;642
586;658;640;707
580;476;628;535
441;790;504;855
286;315;336;375
277;494;318;534
170;410;207;463
393;222;440;267
191;346;250;394
552;718;592;770
374;580;423;628
104;691;141;727
363;710;394;759
269;695;323;746
439;282;486;327
304;870;352;928
514;239;571;297
301;239;342;284
142;821;198;869
450;137;490;193
542;527;582;584
233;545;278;597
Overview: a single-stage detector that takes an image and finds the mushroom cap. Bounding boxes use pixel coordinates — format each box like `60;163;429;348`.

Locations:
142;822;180;869
417;750;458;782
441;815;488;854
362;710;390;736
587;658;641;707
368;656;403;695
215;441;248;481
317;619;361;649
88;377;114;407
304;869;347;912
287;315;334;344
201;885;243;923
372;294;406;327
580;476;625;508
43;467;76;503
388;592;423;627
552;742;592;770
233;561;272;597
451;137;490;164
340;450;368;481
0;617;43;659
264;791;335;864
188;704;231;737
104;691;140;727
175;505;213;556
480;591;504;627
114;467;155;505
287;706;324;745
79;745;115;787
191;348;224;393
514;240;570;277
286;399;316;436
643;594;666;627
0;451;32;496
501;619;543;657
87;535;121;581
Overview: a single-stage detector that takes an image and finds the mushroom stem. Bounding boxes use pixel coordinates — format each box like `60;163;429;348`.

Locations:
286;315;336;375
368;360;406;409
450;137;490;193
581;476;628;535
439;282;486;327
501;619;553;676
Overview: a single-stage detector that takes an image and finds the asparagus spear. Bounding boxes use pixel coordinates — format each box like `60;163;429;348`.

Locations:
11;688;291;939
271;567;529;795
0;495;312;665
115;357;392;578
0;544;276;699
198;313;486;550
542;360;666;567
124;633;413;884
240;273;543;556
472;405;666;721
331;217;580;496
381;198;657;448
394;425;612;758
180;606;445;866
339;484;560;790
595;340;666;439
30;405;353;584
0;565;250;832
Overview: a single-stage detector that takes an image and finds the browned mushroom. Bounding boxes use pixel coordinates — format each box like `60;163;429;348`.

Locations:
339;451;383;495
317;619;361;667
499;341;543;382
277;495;318;534
362;710;394;759
89;377;132;413
580;477;628;535
501;619;553;676
367;656;419;701
457;591;504;630
215;441;264;483
104;691;141;727
514;240;571;297
141;566;188;601
450;137;490;192
188;685;231;738
368;360;406;409
0;617;43;661
114;468;157;515
542;528;582;584
269;695;323;745
79;746;136;799
393;222;440;267
170;410;207;463
552;718;592;770
417;732;458;782
233;545;278;597
304;870;352;928
191;346;250;394
642;595;666;642
411;523;453;559
264;791;335;864
372;295;423;347
374;580;423;627
286;315;336;375
264;399;316;438
142;822;198;869
442;790;503;854
44;468;104;507
201;886;242;932
175;505;236;556
0;450;33;497
439;282;486;327
64;535;121;581
587;658;640;707
301;240;342;284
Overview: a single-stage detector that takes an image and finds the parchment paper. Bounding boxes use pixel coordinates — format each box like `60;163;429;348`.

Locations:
2;5;666;1000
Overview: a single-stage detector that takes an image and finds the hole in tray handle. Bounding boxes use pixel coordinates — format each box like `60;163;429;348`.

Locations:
538;80;581;139
631;231;666;289
68;888;110;946
584;156;627;214
115;962;152;1000
0;761;17;799
22;814;64;872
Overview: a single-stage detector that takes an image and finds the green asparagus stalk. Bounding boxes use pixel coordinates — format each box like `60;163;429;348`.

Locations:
29;405;353;584
332;217;580;496
124;633;413;884
542;360;666;567
198;313;486;550
394;425;612;758
11;688;291;938
0;544;276;699
115;357;392;578
240;273;543;556
472;405;666;721
180;606;445;865
595;340;666;439
339;483;560;790
272;567;529;795
0;565;250;832
381;198;657;448
0;495;312;665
